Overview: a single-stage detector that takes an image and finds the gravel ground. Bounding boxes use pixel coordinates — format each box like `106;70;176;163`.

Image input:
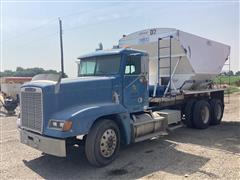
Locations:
0;93;239;180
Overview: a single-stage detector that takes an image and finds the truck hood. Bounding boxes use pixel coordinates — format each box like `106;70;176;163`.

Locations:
57;76;115;108
23;76;115;91
22;76;116;117
60;76;115;86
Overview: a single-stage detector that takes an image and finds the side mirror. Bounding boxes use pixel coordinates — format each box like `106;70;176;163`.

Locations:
141;55;149;77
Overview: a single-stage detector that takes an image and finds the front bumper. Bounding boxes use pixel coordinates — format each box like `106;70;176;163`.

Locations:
20;129;66;157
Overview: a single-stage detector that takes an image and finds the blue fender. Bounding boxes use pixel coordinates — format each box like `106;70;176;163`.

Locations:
45;103;132;144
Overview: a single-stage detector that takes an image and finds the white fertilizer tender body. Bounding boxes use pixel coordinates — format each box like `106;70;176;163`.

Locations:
119;28;230;93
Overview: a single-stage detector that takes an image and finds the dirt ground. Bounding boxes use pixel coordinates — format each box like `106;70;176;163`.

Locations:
0;93;239;180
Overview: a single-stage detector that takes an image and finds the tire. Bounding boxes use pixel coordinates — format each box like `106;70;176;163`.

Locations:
85;119;120;167
209;99;224;125
193;100;211;129
182;99;196;128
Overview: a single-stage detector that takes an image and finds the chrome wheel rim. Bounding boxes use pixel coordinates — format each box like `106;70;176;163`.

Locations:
100;129;117;158
201;106;210;124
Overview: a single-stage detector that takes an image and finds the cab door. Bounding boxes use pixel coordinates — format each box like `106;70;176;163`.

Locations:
123;54;149;112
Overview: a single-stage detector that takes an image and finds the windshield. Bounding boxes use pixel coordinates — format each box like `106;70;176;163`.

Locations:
78;55;121;76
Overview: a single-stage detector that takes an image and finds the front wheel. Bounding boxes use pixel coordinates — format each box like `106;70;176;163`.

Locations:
85;119;120;167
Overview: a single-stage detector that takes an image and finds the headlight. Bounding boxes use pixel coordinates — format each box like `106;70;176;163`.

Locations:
48;120;72;131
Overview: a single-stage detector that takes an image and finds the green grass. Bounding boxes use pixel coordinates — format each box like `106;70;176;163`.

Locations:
214;75;240;86
224;86;240;94
214;75;240;94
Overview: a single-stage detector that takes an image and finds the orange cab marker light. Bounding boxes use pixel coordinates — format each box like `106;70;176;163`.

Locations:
63;121;72;131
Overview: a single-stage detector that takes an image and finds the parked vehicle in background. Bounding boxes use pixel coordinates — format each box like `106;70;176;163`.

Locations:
0;92;19;115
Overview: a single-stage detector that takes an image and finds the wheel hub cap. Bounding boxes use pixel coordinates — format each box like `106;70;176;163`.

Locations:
100;129;117;158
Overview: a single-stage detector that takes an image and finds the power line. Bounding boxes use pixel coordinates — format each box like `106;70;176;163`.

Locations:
63;14;129;32
59;4;118;19
4;9;91;43
60;9;89;19
4;4;117;44
10;31;58;49
4;4;120;43
5;18;57;43
4;6;126;49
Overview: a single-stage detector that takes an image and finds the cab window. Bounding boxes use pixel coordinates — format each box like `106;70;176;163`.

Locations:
78;55;121;76
79;60;96;75
125;56;141;75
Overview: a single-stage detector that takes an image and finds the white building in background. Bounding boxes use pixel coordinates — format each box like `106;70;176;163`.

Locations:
0;77;32;97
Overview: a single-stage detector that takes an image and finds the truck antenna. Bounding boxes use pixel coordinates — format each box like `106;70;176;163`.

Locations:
58;18;65;78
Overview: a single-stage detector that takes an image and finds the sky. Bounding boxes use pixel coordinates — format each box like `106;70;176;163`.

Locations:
0;0;239;77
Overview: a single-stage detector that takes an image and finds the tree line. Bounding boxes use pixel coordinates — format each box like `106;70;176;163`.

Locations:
0;67;68;77
220;70;240;76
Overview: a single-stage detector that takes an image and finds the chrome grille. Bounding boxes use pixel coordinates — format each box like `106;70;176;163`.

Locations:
20;87;43;133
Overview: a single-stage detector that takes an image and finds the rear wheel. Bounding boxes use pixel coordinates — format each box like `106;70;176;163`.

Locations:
85;119;120;167
209;99;224;125
193;100;211;129
182;99;196;128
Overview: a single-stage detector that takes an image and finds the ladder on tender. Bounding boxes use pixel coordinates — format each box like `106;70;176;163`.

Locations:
157;36;173;96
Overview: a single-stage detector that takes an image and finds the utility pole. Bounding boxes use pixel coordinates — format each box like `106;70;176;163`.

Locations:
59;18;64;78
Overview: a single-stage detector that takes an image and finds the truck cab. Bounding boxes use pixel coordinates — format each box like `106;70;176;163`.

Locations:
19;48;160;166
77;49;149;112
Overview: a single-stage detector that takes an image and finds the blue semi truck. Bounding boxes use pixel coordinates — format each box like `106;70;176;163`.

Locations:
19;29;229;166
